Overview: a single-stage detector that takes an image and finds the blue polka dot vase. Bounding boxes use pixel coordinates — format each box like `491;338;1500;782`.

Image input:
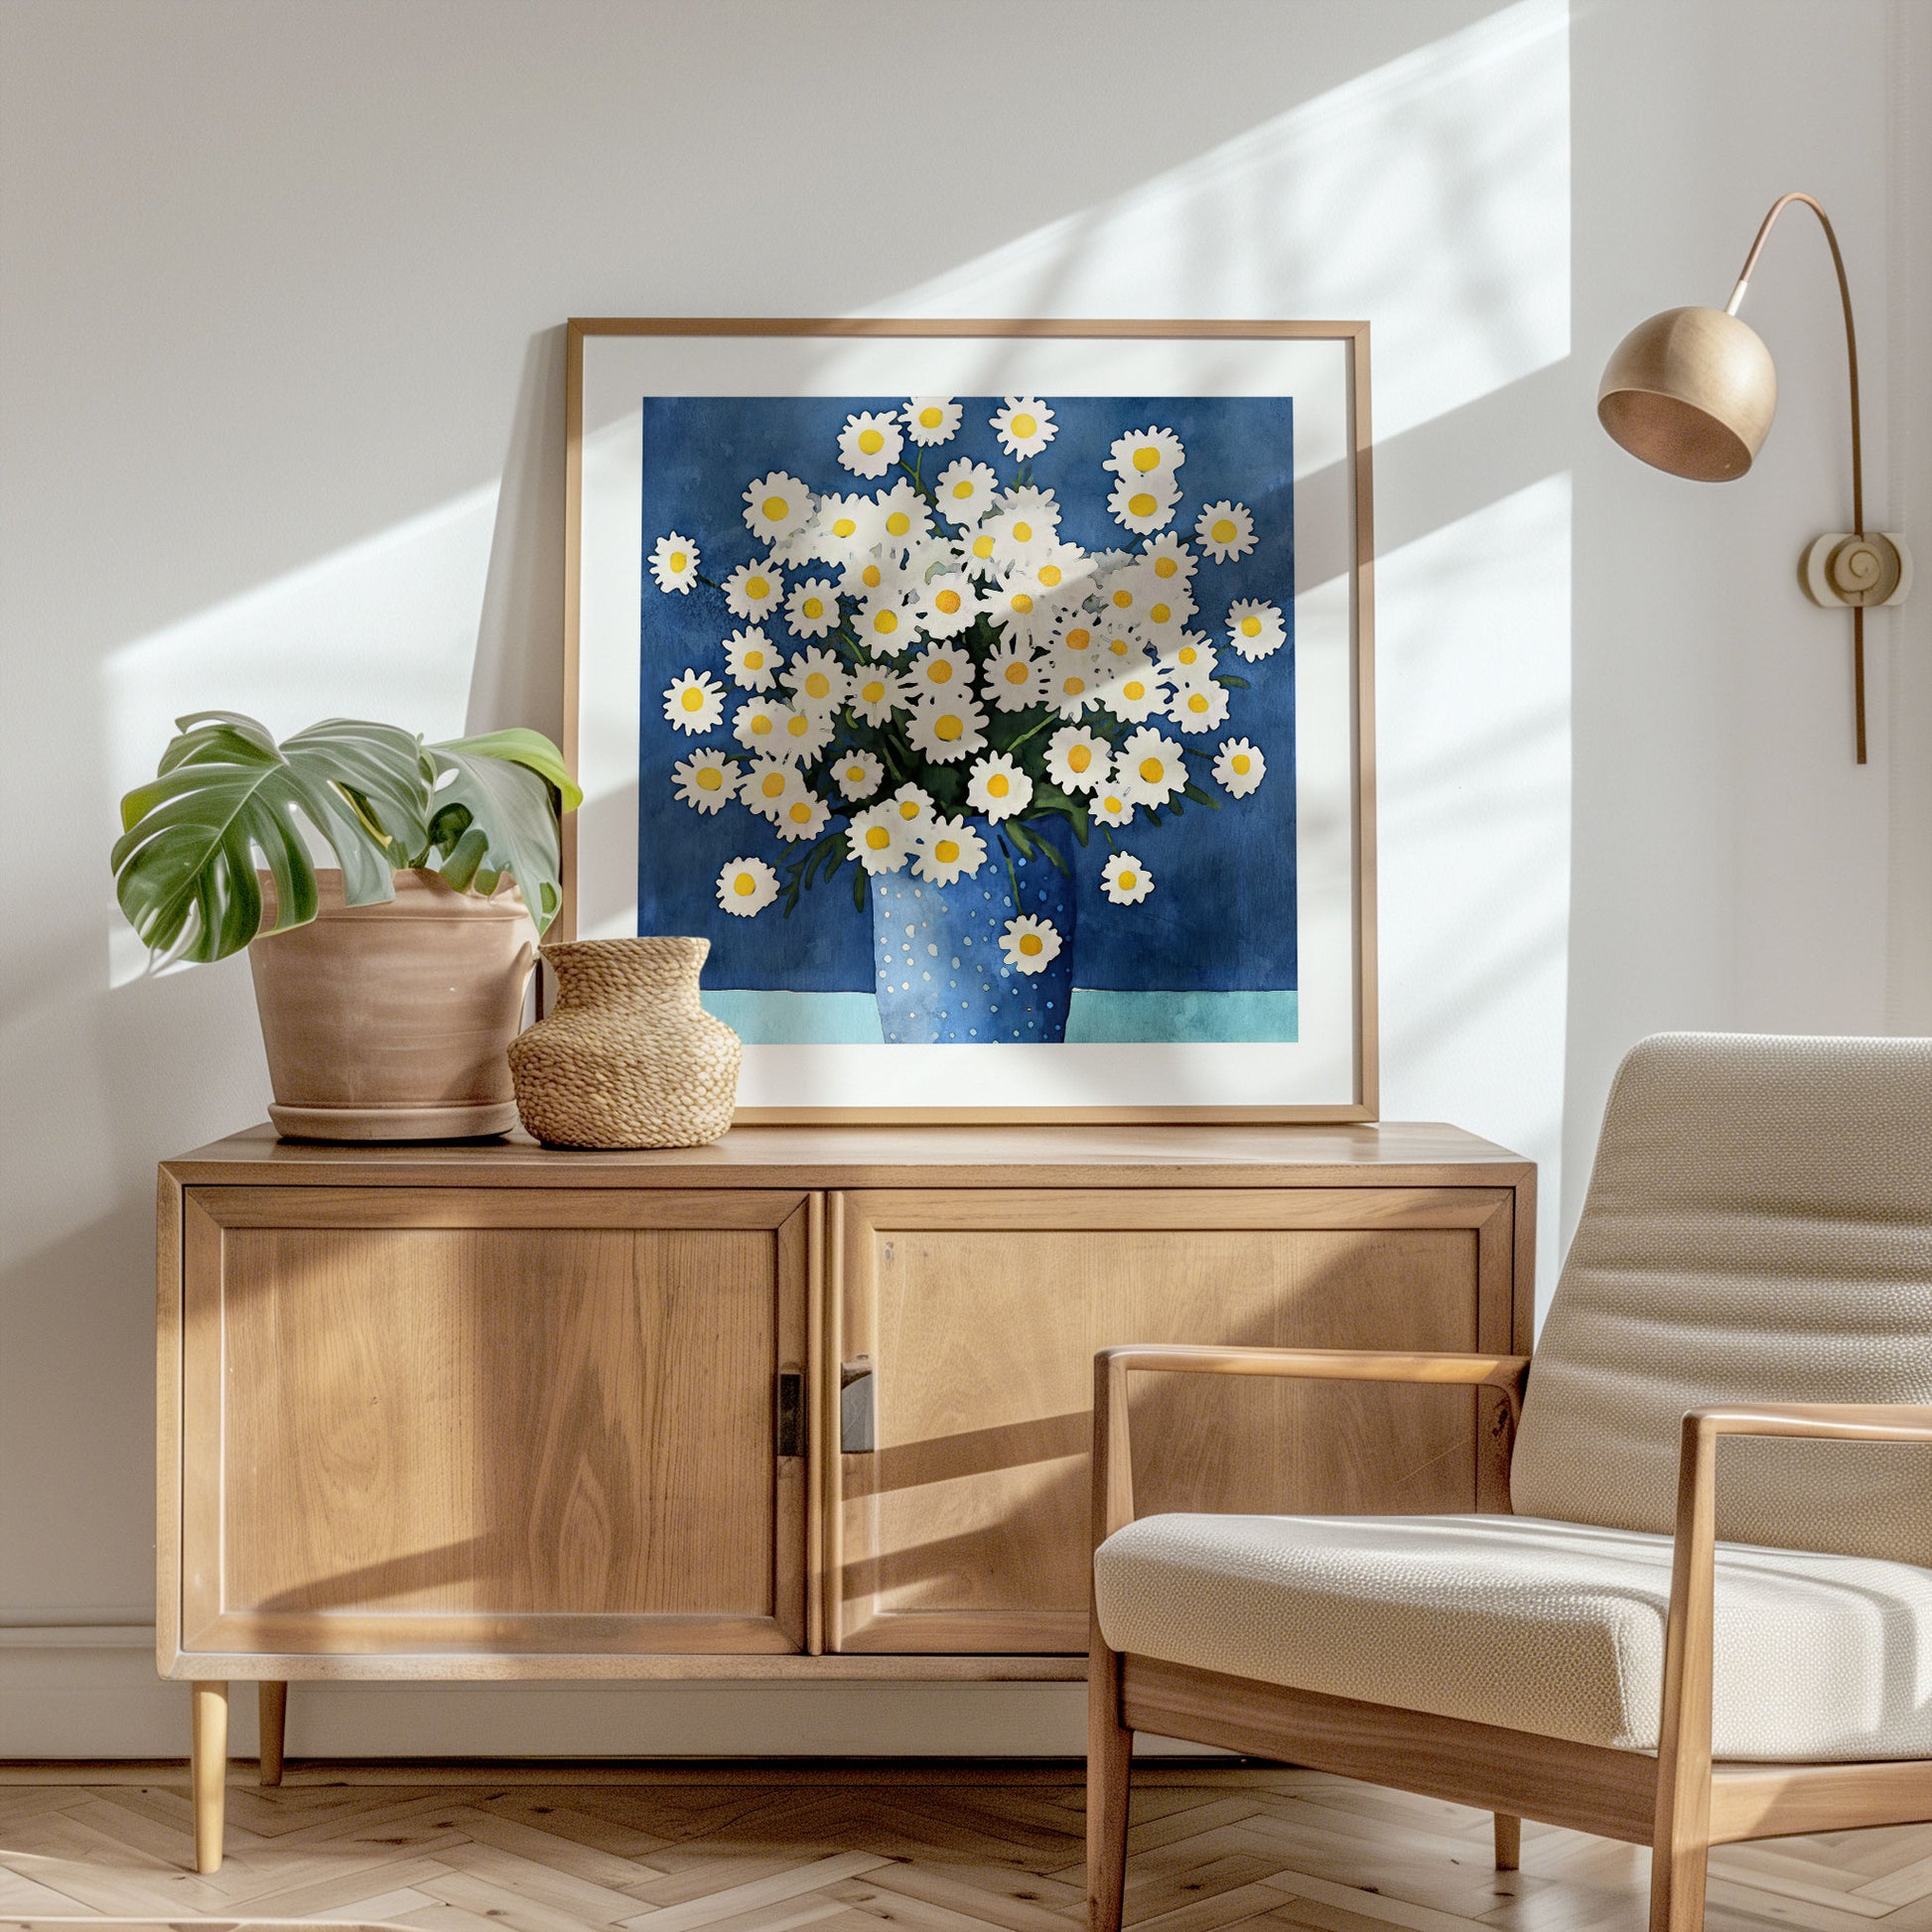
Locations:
870;832;1075;1044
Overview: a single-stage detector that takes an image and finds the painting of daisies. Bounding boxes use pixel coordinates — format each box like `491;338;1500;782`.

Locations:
635;393;1296;1047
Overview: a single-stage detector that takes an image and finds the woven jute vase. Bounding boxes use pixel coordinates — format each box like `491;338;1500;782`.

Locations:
508;936;741;1149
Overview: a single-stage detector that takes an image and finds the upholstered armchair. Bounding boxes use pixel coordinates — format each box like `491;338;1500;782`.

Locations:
1088;1034;1932;1932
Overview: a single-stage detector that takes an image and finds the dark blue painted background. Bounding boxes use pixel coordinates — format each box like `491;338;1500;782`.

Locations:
633;395;1297;993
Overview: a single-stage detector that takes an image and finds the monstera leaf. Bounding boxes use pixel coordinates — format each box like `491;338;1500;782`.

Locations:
422;730;584;933
112;713;429;963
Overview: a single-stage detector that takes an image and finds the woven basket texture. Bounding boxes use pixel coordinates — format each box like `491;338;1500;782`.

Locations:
508;936;741;1149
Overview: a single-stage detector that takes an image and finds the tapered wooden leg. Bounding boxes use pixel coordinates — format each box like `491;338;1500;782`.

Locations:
190;1681;227;1874
1087;1630;1133;1932
1649;1834;1709;1932
1493;1814;1520;1871
258;1680;287;1787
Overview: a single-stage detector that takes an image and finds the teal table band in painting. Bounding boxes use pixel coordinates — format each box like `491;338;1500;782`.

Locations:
569;323;1373;1117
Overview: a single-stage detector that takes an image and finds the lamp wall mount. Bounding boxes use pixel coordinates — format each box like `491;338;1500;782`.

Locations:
1801;531;1911;610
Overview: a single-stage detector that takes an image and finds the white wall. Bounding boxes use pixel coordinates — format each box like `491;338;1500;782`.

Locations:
0;0;1919;1756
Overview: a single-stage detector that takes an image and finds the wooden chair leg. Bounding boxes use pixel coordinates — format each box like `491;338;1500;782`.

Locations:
1087;1633;1133;1932
1493;1813;1520;1871
1649;1834;1709;1932
258;1680;287;1787
190;1681;227;1874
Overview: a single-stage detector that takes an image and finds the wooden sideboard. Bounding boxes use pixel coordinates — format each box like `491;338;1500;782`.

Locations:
158;1121;1534;1868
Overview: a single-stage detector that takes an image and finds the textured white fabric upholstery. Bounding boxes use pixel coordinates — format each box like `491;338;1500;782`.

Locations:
1510;1033;1932;1564
1094;1510;1932;1759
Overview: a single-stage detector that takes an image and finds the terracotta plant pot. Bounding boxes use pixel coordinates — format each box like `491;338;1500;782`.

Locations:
508;936;741;1149
248;869;537;1141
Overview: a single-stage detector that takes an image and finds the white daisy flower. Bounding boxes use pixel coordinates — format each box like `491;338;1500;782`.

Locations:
732;696;788;755
1139;586;1195;647
1159;630;1219;680
723;557;784;621
1045;724;1111;794
902;396;962;447
838;552;903;601
1143;531;1199;587
782;646;849;715
1168;677;1230;734
1051;610;1103;660
717;856;779;917
648;531;701;595
983;575;1056;645
1105;425;1185;483
672;748;738;814
838;408;903;479
1042;655;1102;719
990;395;1055;459
1029;540;1093;605
915;568;980;638
1213;737;1267;797
876;480;934;553
1099;653;1169;725
1119;727;1187;808
1107;472;1179;535
1226;598;1287;661
906;692;988;763
853;589;920;655
847;664;903;726
775;703;835;762
909;814;988;886
662;668;726;735
738;757;803;820
1000;914;1061;975
812;493;881;569
957;525;1005;582
1101;850;1155;904
984;485;1061;570
1097;561;1159;622
1092;774;1136;828
933;457;1000;527
724;625;779;690
743;471;812;547
981;637;1043;712
784;577;841;639
886;782;937;832
966;752;1033;821
831;749;885;802
772;787;831;844
1098;622;1148;667
899;641;973;704
847;801;910;875
1195;499;1257;563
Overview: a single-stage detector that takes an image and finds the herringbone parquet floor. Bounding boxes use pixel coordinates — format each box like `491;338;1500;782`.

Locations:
0;1761;1925;1932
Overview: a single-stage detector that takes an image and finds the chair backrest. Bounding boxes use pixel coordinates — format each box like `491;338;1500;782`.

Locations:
1510;1032;1932;1565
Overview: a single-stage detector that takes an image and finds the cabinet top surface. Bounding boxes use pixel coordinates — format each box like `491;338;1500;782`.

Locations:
161;1121;1532;1187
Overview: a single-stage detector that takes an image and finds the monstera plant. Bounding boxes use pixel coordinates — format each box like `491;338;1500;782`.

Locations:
113;712;583;1142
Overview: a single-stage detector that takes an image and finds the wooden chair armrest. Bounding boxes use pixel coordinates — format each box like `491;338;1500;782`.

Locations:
1656;1400;1932;1854
1091;1346;1532;1544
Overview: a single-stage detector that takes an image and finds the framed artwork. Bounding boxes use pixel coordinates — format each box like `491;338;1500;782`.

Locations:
565;319;1375;1121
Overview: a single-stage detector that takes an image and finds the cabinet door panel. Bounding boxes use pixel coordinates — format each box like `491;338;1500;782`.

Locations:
180;1186;808;1656
830;1186;1515;1654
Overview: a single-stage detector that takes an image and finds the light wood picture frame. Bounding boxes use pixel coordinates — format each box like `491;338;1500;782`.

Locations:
564;318;1376;1122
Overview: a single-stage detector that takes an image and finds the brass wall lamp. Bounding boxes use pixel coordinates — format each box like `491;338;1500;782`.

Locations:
1598;192;1911;762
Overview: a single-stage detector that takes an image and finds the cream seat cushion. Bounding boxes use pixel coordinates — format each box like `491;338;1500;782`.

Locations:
1094;1511;1932;1760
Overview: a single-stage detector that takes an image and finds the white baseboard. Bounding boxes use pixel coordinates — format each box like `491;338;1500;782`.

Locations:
0;1627;1206;1761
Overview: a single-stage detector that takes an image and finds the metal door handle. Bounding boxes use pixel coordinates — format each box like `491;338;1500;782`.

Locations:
775;1369;804;1458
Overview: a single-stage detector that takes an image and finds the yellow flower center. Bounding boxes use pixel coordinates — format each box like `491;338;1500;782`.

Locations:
1068;745;1092;772
873;610;898;634
1118;869;1138;891
1063;675;1087;695
886;510;910;536
1011;593;1034;614
935;588;962;613
1004;662;1028;684
858;428;885;454
1014;520;1034;543
934;715;964;742
1151;603;1171;623
761;495;788;522
846;763;866;781
1187;693;1209;715
805;672;831;698
1133;447;1162;473
1123;680;1146;701
1065;626;1091;651
1232;754;1251;774
867;825;892;850
1113;590;1132;608
680;688;704;711
1155;555;1178;578
788;801;813;823
760;772;785;797
669;550;688;573
786;714;811;739
897;799;921;820
973;534;995;558
1108;637;1131;656
1240;616;1263;636
919;405;944;428
952;480;975;499
1010;411;1037;438
1129;493;1158;518
1104;795;1124;813
862;562;883;587
733;873;758;897
832;516;857;538
1178;645;1198;665
1211;518;1237;544
1019;932;1043;955
752;715;772;736
697;767;724;791
1139;758;1165;784
745;647;765;668
861;679;886;703
746;575;770;600
927;661;953;683
1038;564;1061;587
935;839;960;863
988;773;1010;796
802;598;824;620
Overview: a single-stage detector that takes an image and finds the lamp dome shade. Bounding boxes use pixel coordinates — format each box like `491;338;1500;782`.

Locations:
1597;305;1777;482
